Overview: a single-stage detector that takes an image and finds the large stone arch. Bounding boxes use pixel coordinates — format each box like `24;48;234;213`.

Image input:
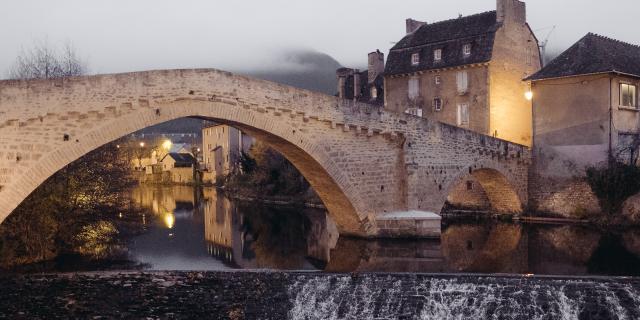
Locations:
0;99;371;237
441;160;524;214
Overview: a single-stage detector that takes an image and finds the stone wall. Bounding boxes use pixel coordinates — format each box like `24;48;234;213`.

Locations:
446;176;491;210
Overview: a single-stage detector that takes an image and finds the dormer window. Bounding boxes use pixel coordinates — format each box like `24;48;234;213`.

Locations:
411;53;420;66
434;49;442;62
463;44;472;56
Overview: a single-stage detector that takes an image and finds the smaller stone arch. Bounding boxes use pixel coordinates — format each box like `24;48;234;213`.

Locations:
443;162;523;214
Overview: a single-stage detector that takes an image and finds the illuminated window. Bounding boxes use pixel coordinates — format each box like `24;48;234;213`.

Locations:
621;83;637;108
434;49;442;61
411;53;420;66
463;44;471;56
370;87;378;99
435;75;441;85
408;77;420;99
457;103;469;126
433;98;443;111
456;71;469;94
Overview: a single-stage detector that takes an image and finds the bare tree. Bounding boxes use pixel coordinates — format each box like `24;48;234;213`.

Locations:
7;39;88;80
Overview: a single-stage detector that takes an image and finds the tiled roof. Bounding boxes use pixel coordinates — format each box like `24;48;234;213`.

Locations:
385;11;499;76
527;33;640;80
162;152;195;166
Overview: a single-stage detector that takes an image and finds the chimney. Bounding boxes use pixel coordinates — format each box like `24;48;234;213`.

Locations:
353;69;361;99
406;18;427;34
368;50;385;84
336;68;354;99
497;0;526;24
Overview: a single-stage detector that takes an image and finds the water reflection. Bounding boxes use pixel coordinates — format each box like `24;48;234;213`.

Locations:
126;185;640;276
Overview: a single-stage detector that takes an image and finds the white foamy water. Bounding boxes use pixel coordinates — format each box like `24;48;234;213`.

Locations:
287;275;640;320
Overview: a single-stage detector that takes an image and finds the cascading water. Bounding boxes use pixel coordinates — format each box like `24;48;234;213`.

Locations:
287;274;640;320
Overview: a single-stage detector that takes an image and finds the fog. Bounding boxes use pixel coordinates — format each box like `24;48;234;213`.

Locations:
0;0;637;78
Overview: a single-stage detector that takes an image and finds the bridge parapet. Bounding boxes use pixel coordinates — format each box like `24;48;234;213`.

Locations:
0;69;530;238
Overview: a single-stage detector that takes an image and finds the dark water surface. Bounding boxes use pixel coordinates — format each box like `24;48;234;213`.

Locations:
15;185;640;276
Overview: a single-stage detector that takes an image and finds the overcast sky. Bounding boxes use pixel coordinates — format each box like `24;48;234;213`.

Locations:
1;0;637;77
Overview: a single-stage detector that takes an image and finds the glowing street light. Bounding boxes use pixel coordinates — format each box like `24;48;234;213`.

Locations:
525;91;533;101
139;142;145;148
162;140;172;151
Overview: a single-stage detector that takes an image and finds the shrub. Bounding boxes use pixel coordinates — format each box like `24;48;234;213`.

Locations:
586;161;640;214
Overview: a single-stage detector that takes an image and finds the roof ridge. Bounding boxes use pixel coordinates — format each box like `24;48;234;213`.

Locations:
414;10;496;32
586;32;640;49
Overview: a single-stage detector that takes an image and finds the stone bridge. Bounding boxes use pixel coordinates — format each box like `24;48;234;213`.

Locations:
0;69;529;238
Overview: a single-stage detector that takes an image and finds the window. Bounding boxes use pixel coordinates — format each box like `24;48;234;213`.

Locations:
370;87;378;99
433;97;443;111
466;181;473;190
456;71;469;94
457;103;469;126
463;44;471;56
434;49;442;61
408;77;420;99
621;83;637;108
411;53;420;66
434;75;441;85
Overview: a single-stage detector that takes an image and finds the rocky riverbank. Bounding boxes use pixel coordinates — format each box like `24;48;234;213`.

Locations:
1;271;639;319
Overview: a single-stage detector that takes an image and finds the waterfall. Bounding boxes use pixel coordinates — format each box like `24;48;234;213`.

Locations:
287;275;640;320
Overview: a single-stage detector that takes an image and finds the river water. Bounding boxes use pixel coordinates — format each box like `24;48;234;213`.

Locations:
100;185;640;276
7;184;640;319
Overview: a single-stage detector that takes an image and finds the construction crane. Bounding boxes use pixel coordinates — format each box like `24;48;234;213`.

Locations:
536;25;556;66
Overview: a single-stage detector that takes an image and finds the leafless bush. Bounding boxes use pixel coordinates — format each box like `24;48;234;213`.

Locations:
7;39;88;80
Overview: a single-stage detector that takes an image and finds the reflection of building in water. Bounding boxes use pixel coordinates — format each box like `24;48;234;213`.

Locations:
202;188;335;269
131;185;196;229
203;189;250;268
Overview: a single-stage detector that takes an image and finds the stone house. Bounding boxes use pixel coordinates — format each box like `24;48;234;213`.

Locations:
526;33;640;216
160;152;196;184
336;50;385;105
202;124;254;181
383;0;541;146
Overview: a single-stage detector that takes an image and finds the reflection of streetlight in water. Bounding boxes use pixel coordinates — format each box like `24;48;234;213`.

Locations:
163;212;175;229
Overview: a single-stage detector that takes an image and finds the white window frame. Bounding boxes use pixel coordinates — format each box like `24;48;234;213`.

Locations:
463;44;471;56
456;71;469;95
621;83;637;108
434;49;442;62
457;103;469;127
433;97;443;111
434;75;441;85
411;53;420;66
408;77;420;100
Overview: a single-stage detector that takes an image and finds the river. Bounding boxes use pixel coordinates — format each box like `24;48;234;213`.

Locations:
55;184;640;276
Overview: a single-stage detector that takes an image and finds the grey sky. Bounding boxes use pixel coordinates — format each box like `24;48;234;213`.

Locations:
1;0;637;77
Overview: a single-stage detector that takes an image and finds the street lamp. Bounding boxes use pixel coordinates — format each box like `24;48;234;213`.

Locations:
139;142;145;148
162;140;172;151
525;91;533;101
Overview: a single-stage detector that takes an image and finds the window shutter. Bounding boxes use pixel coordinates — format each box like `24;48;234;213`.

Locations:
457;71;469;94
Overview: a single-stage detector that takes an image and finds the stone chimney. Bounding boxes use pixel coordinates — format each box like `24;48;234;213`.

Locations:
353;70;361;99
368;50;385;84
336;68;354;99
406;18;427;34
497;0;526;24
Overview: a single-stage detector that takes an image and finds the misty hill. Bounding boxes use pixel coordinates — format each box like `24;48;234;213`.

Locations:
138;50;342;135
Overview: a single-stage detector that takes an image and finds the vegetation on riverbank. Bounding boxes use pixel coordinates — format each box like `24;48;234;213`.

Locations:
0;141;140;269
224;141;321;206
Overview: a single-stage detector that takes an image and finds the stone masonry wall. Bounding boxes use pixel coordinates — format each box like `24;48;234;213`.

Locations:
0;69;529;238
